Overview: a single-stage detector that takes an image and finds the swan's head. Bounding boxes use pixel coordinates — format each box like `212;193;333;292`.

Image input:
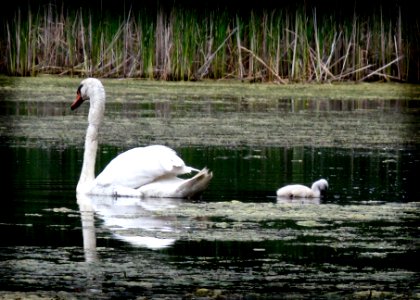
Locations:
312;179;328;193
71;78;105;111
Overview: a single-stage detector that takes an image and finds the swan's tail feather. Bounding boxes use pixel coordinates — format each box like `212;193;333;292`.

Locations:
176;167;213;199
184;166;201;173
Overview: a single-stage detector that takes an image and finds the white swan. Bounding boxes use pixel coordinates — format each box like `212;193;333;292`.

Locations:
276;179;328;198
71;77;212;198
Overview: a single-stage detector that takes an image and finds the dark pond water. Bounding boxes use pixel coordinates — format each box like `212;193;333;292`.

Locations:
0;80;419;299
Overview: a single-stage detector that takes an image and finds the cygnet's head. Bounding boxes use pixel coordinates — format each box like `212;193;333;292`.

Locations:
312;179;328;192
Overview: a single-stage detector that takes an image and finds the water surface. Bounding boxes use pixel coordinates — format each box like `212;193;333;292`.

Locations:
0;78;419;299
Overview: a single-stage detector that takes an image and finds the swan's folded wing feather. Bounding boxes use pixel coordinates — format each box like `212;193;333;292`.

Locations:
138;167;213;198
93;145;192;189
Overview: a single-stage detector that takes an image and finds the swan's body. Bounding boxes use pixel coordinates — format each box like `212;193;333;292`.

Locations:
72;78;212;198
276;179;328;198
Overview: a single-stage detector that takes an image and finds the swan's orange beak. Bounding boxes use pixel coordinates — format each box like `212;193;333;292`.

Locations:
71;92;84;110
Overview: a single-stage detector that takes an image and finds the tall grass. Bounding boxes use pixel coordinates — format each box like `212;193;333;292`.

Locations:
1;3;417;82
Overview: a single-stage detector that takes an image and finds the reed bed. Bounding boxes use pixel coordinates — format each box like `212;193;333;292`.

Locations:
1;3;418;83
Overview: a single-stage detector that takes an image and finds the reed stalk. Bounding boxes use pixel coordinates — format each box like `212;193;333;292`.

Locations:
290;13;298;80
1;4;417;82
235;15;244;80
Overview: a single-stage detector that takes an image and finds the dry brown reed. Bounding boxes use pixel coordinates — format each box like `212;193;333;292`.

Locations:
1;4;416;83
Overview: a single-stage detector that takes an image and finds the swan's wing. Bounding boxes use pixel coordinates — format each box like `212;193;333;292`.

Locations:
138;167;213;198
94;145;195;189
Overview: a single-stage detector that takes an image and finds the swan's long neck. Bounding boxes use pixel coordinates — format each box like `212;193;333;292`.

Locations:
77;124;99;193
77;85;105;194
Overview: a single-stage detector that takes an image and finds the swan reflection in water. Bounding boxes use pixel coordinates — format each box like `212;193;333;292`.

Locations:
78;194;182;262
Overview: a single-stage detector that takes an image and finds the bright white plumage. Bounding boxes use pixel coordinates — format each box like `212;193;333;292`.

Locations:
71;78;212;198
276;179;328;198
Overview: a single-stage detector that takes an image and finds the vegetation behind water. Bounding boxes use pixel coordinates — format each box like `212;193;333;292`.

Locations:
1;1;419;83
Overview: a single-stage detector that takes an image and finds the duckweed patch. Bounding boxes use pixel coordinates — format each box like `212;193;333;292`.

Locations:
1;77;420;149
1;76;420;101
91;200;419;255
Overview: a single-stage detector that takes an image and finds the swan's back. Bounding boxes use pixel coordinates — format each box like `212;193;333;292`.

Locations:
94;145;195;189
276;184;312;198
